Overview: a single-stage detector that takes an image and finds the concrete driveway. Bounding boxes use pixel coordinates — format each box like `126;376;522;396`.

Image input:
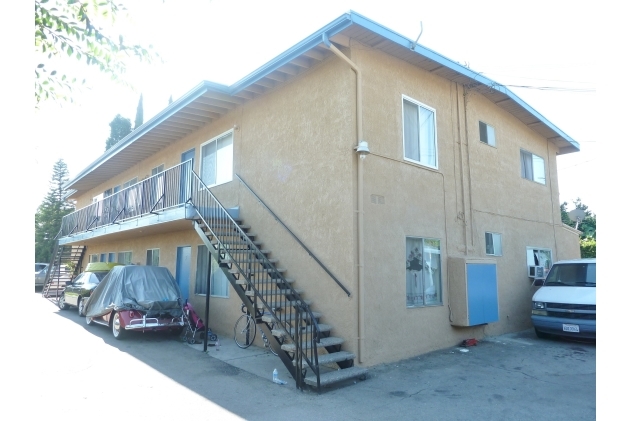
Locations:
25;292;595;420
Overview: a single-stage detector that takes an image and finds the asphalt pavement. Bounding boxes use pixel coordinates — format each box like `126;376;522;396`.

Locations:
22;292;596;421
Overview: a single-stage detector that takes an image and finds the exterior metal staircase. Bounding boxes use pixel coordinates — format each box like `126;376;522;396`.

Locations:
41;240;86;302
188;172;367;391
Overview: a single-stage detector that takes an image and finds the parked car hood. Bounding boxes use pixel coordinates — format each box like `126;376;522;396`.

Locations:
84;266;183;319
532;286;596;305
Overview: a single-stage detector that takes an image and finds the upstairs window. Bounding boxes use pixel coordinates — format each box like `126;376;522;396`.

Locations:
520;150;546;185
200;131;233;187
122;178;138;189
485;232;502;256
151;164;165;176
402;96;438;168
479;122;496;147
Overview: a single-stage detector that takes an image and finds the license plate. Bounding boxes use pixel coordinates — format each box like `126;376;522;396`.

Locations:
562;324;579;333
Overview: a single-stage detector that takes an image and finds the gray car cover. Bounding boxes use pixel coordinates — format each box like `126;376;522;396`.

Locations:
85;265;183;318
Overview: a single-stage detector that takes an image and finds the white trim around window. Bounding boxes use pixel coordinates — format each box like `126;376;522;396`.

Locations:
402;95;438;169
146;248;160;266
485;232;502;256
199;130;234;188
520;149;546;185
479;121;496;147
151;164;165;176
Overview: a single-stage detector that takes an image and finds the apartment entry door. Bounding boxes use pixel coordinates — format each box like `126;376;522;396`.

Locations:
176;246;191;302
180;148;195;204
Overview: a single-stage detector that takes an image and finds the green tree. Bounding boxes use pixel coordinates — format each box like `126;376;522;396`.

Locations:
35;0;158;106
562;198;596;257
560;202;573;227
105;114;132;150
134;93;143;129
35;159;75;263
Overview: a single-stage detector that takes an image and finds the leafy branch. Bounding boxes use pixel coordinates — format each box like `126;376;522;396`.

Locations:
35;0;159;106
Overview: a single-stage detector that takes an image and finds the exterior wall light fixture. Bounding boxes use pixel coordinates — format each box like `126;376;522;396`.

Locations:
355;141;370;160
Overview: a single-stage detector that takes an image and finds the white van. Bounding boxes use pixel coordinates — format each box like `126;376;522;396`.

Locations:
531;258;596;339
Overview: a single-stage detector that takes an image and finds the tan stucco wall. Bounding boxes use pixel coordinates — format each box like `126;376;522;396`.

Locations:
70;38;580;367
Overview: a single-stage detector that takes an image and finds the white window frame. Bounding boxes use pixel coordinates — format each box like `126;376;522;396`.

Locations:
527;247;553;277
485;232;502;256
117;251;132;265
479;121;496;147
199;130;234;188
122;177;138;189
402;95;438;169
89;254;98;263
520;149;546;185
405;236;442;308
99;253;107;262
146;248;160;266
108;252;116;263
151;164;165;176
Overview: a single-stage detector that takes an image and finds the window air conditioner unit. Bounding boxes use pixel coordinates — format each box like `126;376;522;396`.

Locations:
528;265;545;279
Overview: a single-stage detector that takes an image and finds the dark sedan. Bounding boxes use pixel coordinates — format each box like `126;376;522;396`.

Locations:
58;270;109;315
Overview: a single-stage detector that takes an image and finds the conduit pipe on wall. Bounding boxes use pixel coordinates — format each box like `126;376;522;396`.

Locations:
323;34;366;363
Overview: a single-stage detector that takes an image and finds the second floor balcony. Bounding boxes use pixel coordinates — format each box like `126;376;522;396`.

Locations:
58;160;196;245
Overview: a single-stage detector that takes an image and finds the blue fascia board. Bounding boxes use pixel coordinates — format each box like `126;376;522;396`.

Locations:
68;10;579;190
64;81;214;189
346;11;579;152
228;13;354;94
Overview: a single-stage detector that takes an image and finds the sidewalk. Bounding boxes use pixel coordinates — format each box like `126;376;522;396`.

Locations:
184;333;294;385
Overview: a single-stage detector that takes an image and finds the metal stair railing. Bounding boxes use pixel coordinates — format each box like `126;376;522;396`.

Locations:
235;174;351;297
189;172;322;391
58;160;193;238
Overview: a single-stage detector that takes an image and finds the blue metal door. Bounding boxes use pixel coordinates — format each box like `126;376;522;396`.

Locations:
466;263;499;325
176;246;191;302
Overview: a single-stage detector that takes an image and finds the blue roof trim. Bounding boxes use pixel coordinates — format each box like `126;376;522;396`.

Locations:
346;12;579;151
65;81;212;188
228;13;353;94
67;10;579;190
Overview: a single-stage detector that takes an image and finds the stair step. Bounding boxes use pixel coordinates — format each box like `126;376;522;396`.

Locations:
272;323;331;338
226;258;278;265
264;300;311;309
262;311;321;323
294;350;356;367
245;288;302;297
281;336;344;352
236;278;295;286
212;239;262;248
209;231;257;238
304;366;368;387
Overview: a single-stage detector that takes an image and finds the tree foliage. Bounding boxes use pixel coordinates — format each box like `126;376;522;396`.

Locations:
134;93;143;129
35;160;75;263
35;0;158;106
105;114;132;150
561;198;596;258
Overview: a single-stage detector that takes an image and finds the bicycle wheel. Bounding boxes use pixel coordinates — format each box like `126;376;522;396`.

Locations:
234;314;256;348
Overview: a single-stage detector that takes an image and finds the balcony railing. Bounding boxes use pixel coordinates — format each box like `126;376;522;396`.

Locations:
60;160;193;238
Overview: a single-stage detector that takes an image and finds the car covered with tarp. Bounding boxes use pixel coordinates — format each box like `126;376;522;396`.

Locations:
84;265;184;339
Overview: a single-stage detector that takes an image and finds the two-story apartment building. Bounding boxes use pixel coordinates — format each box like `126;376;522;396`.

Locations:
46;12;581;389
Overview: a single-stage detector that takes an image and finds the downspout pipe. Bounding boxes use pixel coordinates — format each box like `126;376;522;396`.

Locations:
323;33;366;363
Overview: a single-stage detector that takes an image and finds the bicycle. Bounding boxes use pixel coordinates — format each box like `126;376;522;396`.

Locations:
234;303;284;356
